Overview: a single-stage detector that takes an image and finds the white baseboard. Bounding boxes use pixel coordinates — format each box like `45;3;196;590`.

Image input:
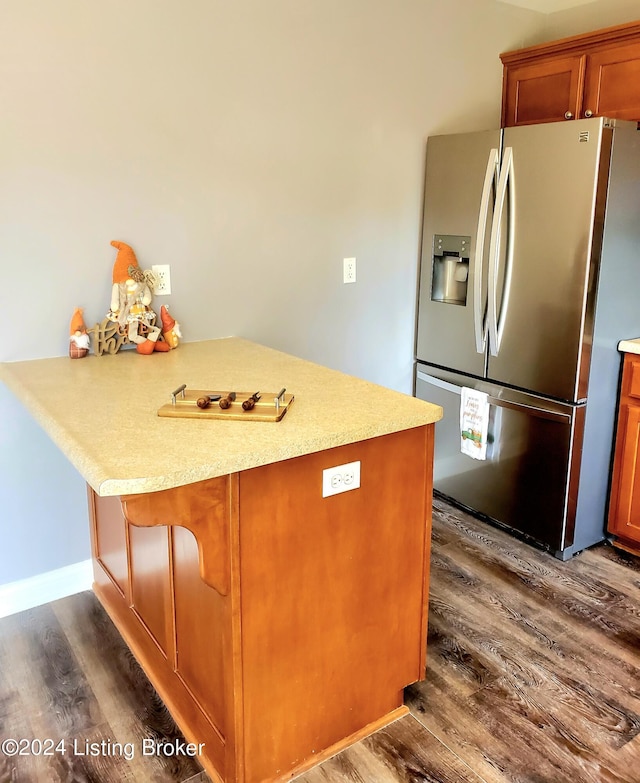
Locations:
0;559;93;619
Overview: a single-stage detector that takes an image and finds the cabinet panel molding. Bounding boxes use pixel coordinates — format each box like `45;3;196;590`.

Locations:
91;494;129;599
625;358;640;399
172;525;227;737
584;42;640;121
128;524;173;660
502;55;584;126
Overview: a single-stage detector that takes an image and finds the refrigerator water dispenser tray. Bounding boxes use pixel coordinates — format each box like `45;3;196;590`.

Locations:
431;234;470;306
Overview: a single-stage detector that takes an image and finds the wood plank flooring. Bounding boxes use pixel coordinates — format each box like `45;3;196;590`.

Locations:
2;496;640;782
403;498;640;783
0;591;204;783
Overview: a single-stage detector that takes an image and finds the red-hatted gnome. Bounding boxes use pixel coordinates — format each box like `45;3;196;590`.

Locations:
69;307;90;358
107;240;169;354
160;305;182;349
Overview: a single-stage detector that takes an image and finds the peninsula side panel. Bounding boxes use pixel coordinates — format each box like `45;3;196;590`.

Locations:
88;425;435;783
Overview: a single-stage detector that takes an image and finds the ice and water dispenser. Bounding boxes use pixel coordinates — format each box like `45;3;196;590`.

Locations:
430;234;470;306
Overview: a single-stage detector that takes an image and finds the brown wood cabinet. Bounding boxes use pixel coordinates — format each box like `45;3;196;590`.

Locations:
89;426;435;783
607;352;640;554
500;21;640;127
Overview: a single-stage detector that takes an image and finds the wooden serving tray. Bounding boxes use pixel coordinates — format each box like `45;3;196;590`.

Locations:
158;389;294;422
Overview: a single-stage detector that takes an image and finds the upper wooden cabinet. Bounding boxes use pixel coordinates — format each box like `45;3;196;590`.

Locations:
500;20;640;127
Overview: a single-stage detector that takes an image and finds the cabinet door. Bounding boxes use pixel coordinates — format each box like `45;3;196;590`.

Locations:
502;55;584;127
608;402;640;543
583;41;640;120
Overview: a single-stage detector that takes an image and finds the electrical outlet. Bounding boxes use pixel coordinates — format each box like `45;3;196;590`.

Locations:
152;264;172;296
322;461;361;498
343;257;356;284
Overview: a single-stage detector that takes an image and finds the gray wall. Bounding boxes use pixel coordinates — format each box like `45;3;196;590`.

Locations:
0;0;599;586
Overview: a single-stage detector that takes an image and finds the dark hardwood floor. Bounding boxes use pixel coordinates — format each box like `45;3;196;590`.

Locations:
2;496;640;782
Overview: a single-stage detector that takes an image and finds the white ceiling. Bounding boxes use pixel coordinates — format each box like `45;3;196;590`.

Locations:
499;0;597;12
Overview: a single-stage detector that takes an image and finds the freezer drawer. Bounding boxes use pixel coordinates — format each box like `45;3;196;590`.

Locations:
416;367;580;553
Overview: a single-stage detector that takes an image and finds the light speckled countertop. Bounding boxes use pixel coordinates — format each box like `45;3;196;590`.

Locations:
619;338;640;355
0;338;442;497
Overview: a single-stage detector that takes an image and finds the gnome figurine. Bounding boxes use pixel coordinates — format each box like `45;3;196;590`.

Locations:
107;240;169;354
69;308;90;358
160;305;182;349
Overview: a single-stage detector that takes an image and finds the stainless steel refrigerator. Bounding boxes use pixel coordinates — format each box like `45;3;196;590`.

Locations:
415;117;640;559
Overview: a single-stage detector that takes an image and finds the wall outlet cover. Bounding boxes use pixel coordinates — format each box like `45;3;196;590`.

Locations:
152;264;172;296
322;460;361;497
343;257;356;284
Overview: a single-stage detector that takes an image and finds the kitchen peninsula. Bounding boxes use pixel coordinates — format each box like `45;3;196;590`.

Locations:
0;338;442;783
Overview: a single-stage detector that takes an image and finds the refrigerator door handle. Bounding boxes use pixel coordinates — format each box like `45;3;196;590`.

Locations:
417;371;572;424
488;146;515;356
498;148;516;351
474;147;499;353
